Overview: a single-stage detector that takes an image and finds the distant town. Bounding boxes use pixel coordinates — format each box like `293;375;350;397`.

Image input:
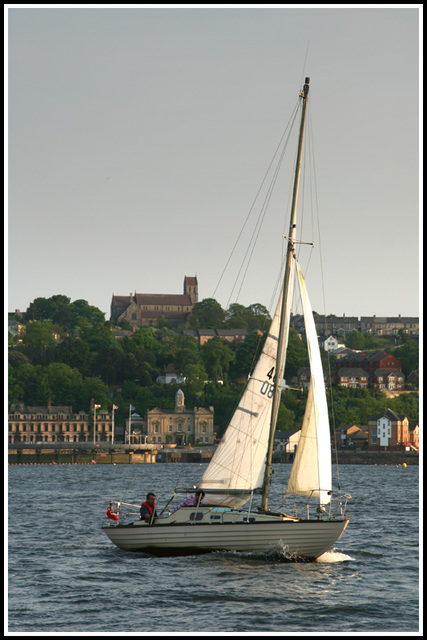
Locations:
8;275;419;462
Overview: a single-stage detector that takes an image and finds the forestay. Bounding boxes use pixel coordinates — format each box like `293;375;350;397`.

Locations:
286;260;332;506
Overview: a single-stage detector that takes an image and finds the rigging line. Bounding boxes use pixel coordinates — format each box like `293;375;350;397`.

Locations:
212;100;300;303
230;106;301;307
232;140;289;306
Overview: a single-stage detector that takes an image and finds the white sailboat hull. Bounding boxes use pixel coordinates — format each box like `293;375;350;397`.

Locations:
102;510;349;559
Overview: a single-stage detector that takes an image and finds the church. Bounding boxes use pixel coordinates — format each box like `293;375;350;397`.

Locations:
110;276;198;327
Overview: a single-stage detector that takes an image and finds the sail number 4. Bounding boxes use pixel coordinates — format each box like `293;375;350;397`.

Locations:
260;367;275;398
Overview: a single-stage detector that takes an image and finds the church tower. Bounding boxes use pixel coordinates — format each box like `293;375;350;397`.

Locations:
184;276;198;305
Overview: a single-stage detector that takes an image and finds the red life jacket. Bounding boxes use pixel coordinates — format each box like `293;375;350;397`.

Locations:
140;501;155;515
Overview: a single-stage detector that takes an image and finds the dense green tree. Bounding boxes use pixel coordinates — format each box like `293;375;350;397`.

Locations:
21;321;57;364
181;363;208;394
44;362;83;406
9;363;50;405
75;376;110;412
201;338;235;381
229;332;266;380
78;322;117;352
345;330;366;350
225;302;271;332
390;338;419;376
57;336;94;376
8;364;25;403
69;299;105;326
174;336;202;372
189;298;225;329
93;344;127;385
8;351;31;368
276;402;296;431
284;330;309;379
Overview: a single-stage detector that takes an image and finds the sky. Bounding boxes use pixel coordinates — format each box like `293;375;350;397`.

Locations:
6;5;421;322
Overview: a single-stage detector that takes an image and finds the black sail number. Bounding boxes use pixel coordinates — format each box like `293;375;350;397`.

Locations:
260;367;275;398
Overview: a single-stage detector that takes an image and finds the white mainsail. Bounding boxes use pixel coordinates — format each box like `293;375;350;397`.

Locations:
199;266;294;507
286;260;332;506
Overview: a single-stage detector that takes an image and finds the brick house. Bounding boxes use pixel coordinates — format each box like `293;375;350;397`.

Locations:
335;351;402;375
335;368;369;389
372;369;405;391
335;425;368;448
368;409;414;451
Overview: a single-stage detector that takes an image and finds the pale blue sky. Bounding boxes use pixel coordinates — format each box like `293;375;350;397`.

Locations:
7;5;420;320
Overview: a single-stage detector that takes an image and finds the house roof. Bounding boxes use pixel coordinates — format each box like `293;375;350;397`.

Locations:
368;408;407;422
336;368;369;377
373;369;405;379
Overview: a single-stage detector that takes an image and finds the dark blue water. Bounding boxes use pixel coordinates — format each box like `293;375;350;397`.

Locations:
8;463;420;633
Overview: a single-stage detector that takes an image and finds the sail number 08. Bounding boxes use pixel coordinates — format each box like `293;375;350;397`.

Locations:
260;367;275;398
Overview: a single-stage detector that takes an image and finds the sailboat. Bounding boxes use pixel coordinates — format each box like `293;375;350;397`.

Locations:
102;78;350;559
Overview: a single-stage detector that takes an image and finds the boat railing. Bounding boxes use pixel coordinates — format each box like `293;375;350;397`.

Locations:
279;491;351;521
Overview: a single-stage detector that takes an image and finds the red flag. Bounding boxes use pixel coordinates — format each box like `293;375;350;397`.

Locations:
106;508;119;521
113;404;118;410
95;404;101;409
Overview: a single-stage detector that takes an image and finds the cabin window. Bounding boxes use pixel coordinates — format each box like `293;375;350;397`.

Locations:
189;512;204;522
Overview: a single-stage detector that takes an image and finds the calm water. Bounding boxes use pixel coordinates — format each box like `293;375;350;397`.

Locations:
8;462;420;634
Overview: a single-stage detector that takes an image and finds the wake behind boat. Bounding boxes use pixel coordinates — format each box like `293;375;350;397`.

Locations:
102;78;351;560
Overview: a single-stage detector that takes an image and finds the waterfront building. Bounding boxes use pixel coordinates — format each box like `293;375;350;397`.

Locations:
8;400;112;444
368;409;419;451
145;389;214;446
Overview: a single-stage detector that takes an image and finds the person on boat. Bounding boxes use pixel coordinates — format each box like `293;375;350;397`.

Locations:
140;492;157;522
171;491;205;514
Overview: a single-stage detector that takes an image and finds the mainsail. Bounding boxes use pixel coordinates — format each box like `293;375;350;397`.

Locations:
198;267;294;507
286;260;332;506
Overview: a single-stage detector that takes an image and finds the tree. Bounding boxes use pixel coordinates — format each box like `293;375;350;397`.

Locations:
93;344;127;385
181;363;208;394
284;330;309;379
21;321;57;364
9;363;51;405
57;336;94;376
229;332;266;380
188;299;225;329
76;377;110;412
45;362;83;406
225;302;271;331
390;338;419;376
201;338;235;381
69;299;105;326
345;330;366;350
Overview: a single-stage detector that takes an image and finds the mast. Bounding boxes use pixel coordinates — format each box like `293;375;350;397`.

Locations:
260;77;310;512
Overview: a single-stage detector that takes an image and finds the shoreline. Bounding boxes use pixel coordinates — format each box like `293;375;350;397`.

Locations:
8;449;419;466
